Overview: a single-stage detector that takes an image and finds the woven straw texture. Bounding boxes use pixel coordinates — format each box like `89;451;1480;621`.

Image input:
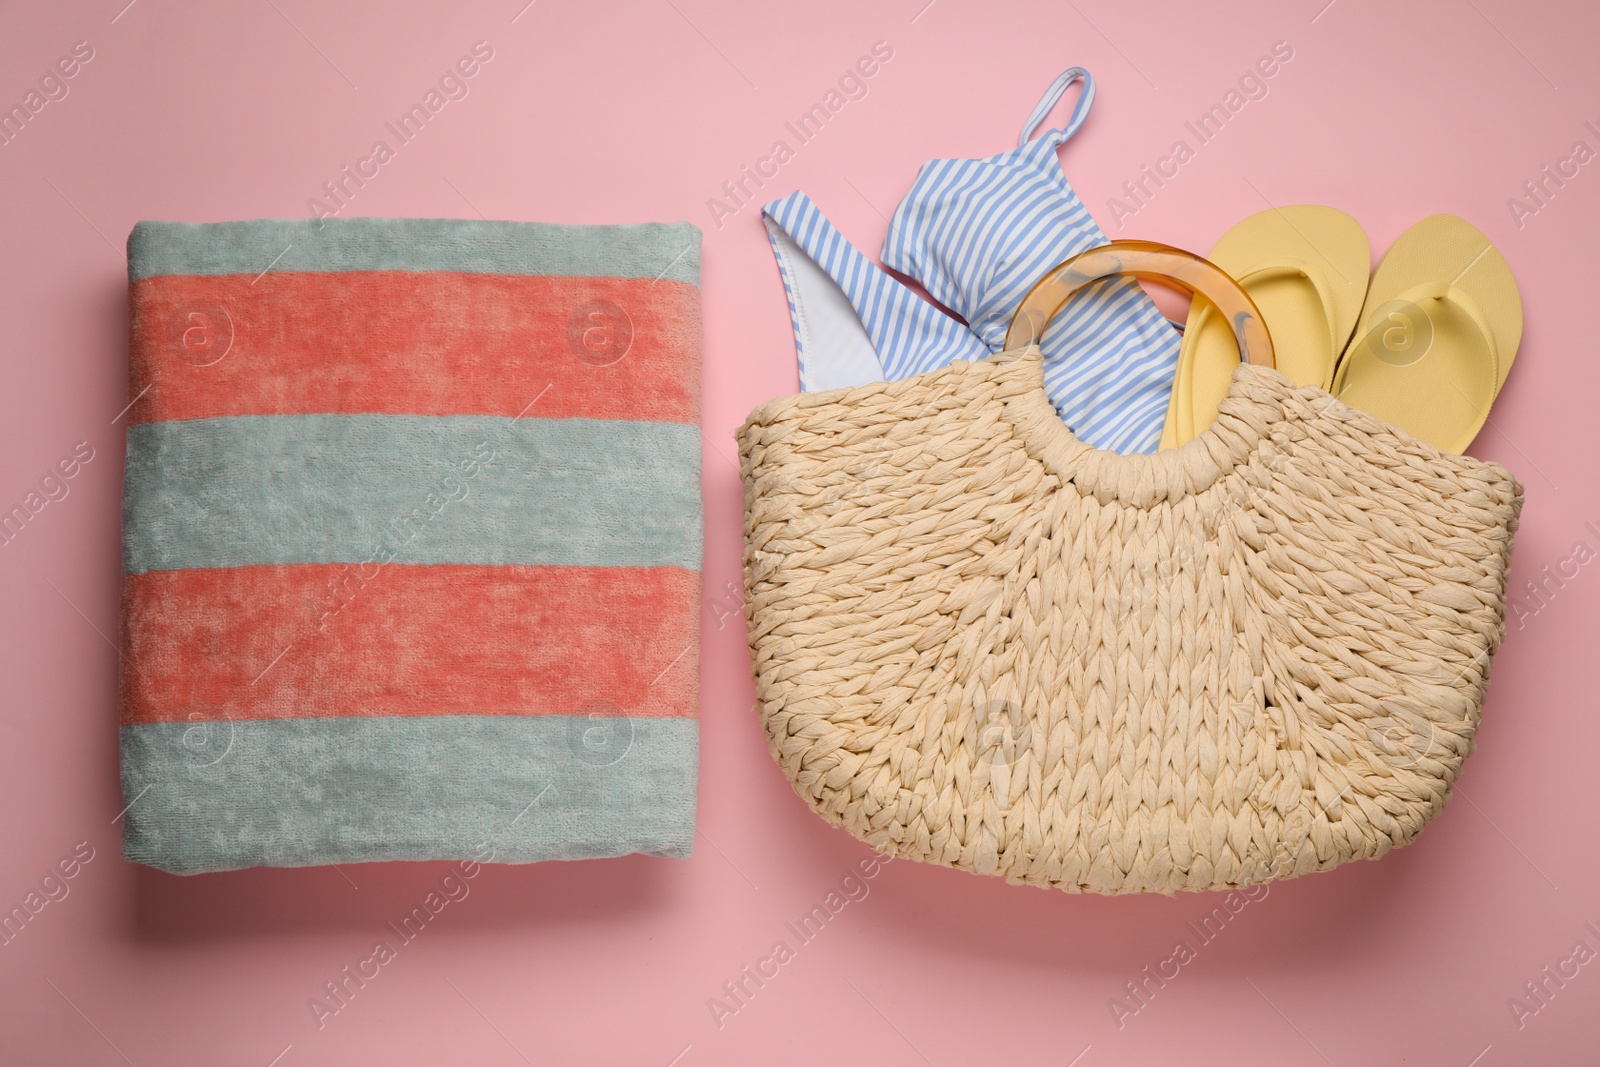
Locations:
736;351;1522;894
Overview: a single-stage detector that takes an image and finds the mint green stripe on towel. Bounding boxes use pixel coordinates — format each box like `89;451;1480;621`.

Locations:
120;715;699;873
128;218;702;284
122;414;703;574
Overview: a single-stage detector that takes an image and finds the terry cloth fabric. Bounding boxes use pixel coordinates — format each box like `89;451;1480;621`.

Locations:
119;217;703;874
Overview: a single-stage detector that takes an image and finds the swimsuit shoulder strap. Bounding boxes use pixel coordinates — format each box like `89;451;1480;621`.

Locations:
1018;68;1096;147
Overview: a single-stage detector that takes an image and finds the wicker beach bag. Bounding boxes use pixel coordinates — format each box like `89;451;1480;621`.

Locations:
736;242;1522;895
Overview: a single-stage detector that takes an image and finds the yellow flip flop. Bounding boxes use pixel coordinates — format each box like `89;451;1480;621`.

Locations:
1331;215;1521;454
1161;206;1371;449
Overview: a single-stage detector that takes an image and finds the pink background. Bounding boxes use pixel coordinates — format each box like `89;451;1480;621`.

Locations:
2;0;1597;1063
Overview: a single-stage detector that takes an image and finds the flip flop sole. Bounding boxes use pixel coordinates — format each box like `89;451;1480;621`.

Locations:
1332;214;1521;454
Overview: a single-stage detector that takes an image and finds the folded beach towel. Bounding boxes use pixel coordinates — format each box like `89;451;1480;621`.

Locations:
119;217;703;874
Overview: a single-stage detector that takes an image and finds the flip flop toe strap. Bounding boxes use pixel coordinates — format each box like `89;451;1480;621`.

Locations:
1235;259;1342;368
1336;280;1500;394
1404;281;1500;386
1182;258;1339;440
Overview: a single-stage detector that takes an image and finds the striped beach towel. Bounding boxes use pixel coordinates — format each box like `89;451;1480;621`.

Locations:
119;218;703;874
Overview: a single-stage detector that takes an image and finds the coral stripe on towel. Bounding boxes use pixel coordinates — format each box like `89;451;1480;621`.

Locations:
129;271;701;425
122;564;700;724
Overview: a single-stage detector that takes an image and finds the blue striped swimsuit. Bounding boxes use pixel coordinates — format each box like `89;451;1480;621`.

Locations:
761;69;1181;455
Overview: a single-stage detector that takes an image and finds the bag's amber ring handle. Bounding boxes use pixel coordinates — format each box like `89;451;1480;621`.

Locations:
1004;240;1275;369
